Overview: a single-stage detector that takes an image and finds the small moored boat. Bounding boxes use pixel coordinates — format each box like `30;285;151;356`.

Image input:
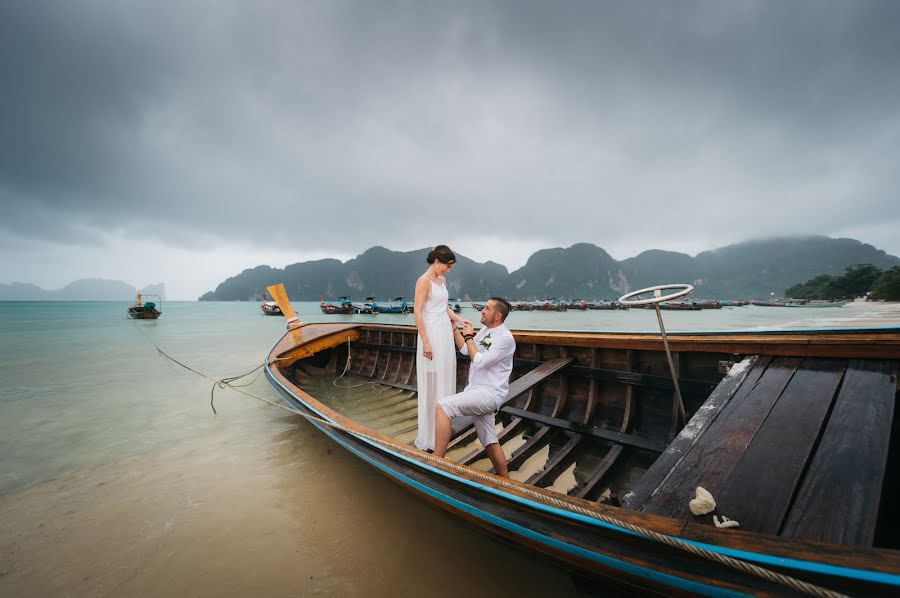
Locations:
352;297;379;315
261;293;283;316
261;301;283;315
586;300;625;310
376;297;412;314
126;294;161;319
320;296;353;315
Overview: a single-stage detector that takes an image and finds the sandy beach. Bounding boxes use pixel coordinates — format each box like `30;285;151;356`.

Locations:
780;300;900;329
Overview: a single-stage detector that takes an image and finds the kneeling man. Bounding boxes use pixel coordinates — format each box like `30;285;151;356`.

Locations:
434;297;516;477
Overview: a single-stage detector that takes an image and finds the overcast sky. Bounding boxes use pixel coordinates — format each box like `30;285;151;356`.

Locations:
2;1;899;299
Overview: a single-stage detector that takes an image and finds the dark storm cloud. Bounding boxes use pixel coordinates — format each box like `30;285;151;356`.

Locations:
1;0;899;257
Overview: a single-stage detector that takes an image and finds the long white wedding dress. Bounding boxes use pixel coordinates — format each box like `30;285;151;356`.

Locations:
415;280;457;451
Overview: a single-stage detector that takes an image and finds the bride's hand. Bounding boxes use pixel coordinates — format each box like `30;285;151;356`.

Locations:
423;344;433;360
459;318;472;327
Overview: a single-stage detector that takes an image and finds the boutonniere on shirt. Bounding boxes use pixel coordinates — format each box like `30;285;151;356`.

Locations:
479;333;492;350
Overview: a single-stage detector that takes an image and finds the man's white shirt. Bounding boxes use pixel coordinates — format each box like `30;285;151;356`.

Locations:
459;323;516;408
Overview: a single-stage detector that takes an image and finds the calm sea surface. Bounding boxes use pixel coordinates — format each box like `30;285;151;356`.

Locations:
0;300;895;596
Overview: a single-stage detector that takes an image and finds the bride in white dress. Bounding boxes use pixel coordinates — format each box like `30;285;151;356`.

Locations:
414;245;469;451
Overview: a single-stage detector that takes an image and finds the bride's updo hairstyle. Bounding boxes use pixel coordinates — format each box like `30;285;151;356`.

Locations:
427;245;456;265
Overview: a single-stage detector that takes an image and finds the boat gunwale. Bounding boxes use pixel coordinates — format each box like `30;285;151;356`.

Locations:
265;322;900;582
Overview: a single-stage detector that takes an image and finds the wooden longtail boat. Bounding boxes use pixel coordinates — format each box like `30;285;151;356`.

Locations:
352;297;379;315
263;291;900;595
587;300;626;310
377;297;412;314
651;301;703;311
261;301;283;315
126;293;161;319
320;296;353;315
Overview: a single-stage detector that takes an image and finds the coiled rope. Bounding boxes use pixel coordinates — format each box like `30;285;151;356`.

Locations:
332;337;385;392
132;324;847;597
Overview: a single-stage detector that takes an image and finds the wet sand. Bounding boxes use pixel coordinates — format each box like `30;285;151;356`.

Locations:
0;403;578;597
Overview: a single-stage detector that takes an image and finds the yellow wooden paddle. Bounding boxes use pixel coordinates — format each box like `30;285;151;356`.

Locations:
266;283;303;328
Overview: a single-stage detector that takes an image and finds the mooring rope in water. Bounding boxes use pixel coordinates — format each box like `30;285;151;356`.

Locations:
129;323;845;597
129;321;284;414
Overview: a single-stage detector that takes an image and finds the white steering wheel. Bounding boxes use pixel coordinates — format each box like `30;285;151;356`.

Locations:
618;284;694;306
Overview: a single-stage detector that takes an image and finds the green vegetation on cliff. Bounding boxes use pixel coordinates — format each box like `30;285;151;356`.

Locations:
786;265;882;300
871;266;900;301
786;264;900;301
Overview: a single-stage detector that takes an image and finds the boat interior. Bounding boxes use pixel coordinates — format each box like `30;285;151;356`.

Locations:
271;323;900;551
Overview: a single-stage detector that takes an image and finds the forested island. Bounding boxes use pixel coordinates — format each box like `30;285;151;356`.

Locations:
787;265;900;301
199;236;899;302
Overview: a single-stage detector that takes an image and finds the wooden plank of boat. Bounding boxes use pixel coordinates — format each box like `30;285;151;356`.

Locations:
573;371;637;499
501;406;667;453
781;358;897;545
510;358;715;395
505;425;553;471
623;355;765;511
640;356;801;518
460;417;528;466
506;357;574;397
381;333;394;381
572;444;623;500
270;323;360;368
526;432;582;486
353;323;900;358
507;329;900;359
712;357;847;535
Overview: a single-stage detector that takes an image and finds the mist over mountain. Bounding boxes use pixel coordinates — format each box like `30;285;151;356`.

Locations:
199;236;900;301
0;280;166;301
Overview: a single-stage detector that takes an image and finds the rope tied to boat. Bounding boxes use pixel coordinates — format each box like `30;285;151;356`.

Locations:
130;321;288;414
332;337;385;393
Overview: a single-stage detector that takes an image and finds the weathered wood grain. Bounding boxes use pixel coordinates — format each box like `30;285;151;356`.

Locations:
714;357;846;534
781;359;898;545
641;356;800;518
621;357;763;510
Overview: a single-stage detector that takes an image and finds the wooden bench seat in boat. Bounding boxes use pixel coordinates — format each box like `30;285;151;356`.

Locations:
630;355;898;546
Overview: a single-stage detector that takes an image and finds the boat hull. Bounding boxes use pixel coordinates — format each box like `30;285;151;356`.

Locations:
261;303;283;315
264;323;900;596
265;369;733;595
127;306;161;319
320;303;353;315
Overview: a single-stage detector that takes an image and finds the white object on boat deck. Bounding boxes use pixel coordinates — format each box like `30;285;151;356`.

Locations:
689;486;717;515
713;515;740;529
